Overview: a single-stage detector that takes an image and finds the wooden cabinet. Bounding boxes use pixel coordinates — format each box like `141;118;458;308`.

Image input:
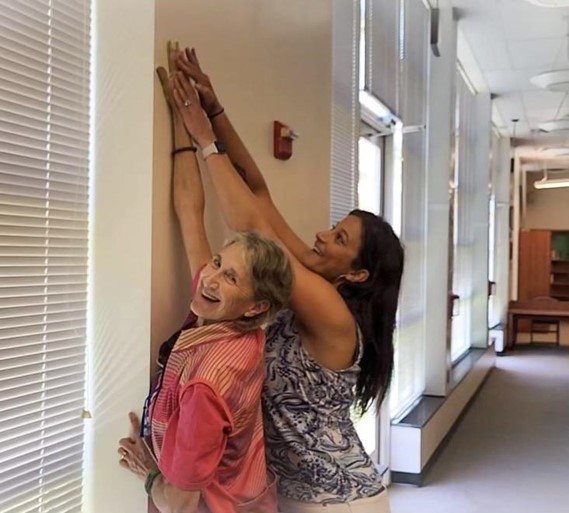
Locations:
519;230;569;302
518;230;552;301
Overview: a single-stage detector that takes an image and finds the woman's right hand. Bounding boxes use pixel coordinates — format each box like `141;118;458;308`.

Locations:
157;41;182;123
177;48;223;118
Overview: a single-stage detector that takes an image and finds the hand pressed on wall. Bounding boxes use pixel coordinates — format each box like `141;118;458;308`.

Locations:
172;72;216;149
157;40;194;150
177;47;223;118
156;40;184;124
118;412;156;481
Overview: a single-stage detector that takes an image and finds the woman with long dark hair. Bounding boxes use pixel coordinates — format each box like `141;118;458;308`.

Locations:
171;47;404;513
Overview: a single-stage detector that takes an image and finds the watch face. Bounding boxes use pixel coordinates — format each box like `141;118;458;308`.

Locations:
214;140;227;154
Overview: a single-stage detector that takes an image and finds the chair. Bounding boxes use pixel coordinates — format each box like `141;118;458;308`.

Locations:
529;297;561;346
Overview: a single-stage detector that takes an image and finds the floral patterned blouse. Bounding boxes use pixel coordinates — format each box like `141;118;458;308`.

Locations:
262;311;385;504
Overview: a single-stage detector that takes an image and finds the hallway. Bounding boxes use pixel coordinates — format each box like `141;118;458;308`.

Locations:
390;347;569;513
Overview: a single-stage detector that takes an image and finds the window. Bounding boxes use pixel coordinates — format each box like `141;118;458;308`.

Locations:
0;1;91;512
450;70;481;362
358;130;383;215
388;0;430;418
354;123;385;461
488;191;496;327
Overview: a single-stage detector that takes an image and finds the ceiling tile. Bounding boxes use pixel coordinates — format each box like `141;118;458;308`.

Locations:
507;38;563;71
522;90;566;112
499;1;569;40
454;0;569;140
551;41;569;69
484;70;527;94
494;95;527;125
470;38;512;72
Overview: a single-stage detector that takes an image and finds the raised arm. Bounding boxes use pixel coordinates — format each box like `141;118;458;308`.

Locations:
157;42;211;281
171;73;357;370
176;48;312;262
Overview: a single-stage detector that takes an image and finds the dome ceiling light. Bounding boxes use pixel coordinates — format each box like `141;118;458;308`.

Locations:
531;70;569;91
524;0;569;6
538;119;569;132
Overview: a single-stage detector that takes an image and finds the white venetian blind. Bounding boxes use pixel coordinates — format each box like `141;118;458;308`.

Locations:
0;0;91;512
330;0;359;224
390;0;430;417
366;0;401;116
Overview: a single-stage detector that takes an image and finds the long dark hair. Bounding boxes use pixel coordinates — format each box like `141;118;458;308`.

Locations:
337;210;404;414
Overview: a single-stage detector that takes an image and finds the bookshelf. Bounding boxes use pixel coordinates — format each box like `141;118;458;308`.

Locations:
551;232;569;301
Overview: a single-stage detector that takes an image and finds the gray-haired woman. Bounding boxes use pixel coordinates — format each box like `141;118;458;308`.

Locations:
116;43;293;513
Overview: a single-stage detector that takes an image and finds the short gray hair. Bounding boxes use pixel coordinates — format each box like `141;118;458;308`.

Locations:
224;231;293;331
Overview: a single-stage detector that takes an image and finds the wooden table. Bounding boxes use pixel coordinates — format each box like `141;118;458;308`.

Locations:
507;299;569;348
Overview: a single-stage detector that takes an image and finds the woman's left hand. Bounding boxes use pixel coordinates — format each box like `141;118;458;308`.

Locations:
118;412;156;481
172;71;216;149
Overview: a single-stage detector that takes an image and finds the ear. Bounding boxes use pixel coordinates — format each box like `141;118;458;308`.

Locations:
243;300;270;318
343;268;369;284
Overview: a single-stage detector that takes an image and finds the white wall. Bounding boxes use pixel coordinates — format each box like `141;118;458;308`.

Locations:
152;0;333;355
85;1;155;512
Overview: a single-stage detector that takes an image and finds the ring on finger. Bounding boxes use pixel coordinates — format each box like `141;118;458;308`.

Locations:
183;99;192;108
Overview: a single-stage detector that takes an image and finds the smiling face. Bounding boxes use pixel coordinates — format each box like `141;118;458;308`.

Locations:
302;215;365;283
190;243;268;323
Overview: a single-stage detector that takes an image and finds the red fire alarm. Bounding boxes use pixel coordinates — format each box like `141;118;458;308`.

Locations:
273;121;298;160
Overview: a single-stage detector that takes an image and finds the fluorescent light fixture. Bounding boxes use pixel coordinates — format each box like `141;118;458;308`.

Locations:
538;119;569;132
534;178;569;189
531;70;569;92
524;0;569;6
359;91;392;120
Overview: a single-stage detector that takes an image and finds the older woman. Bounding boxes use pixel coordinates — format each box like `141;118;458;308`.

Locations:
116;42;293;513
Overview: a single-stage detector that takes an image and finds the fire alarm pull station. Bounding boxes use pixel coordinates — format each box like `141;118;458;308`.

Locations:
273;121;298;160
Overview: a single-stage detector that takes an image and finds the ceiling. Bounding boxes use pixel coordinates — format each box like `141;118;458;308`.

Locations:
452;0;569;153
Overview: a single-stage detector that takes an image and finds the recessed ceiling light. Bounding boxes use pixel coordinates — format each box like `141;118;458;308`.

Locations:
538;119;569;132
524;0;569;7
531;70;569;91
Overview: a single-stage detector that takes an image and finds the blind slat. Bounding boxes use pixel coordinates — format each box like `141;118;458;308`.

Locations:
1;373;85;406
1;463;82;507
331;0;359;224
2;471;82;513
367;0;400;114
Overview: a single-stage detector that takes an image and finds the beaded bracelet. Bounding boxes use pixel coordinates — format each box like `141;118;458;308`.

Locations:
144;467;162;496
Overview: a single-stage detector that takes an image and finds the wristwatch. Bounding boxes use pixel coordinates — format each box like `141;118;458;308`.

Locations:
202;140;227;159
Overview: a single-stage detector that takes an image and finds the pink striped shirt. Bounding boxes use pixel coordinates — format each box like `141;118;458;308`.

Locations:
150;321;276;513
